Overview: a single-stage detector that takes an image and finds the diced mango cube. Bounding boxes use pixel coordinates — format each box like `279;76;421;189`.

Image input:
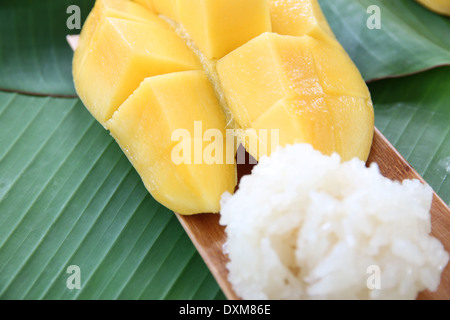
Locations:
73;0;165;79
326;95;374;161
177;0;272;59
311;38;370;98
246;98;336;159
268;0;335;40
106;71;237;215
217;33;323;128
74;17;201;125
217;32;374;161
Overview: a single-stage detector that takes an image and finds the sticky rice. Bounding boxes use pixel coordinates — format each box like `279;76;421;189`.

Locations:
220;144;449;300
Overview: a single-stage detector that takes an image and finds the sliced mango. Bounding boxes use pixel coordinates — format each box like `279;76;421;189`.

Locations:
73;0;375;214
177;0;272;59
216;33;322;128
248;98;336;158
106;71;236;215
73;0;164;79
268;0;335;40
216;32;374;161
74;16;201;125
326;95;374;161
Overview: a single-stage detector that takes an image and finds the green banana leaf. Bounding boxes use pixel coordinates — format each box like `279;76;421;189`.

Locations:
0;0;449;300
370;67;450;203
0;0;94;97
319;0;450;81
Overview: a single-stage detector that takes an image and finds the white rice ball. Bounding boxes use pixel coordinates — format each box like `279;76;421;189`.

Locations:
219;144;449;300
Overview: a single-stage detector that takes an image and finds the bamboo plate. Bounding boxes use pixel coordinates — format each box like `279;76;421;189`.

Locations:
177;128;450;300
68;35;449;300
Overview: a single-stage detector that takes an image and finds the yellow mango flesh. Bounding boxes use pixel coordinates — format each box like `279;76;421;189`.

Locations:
416;0;450;16
106;71;236;215
132;0;154;10
216;32;374;161
177;0;272;59
268;0;335;40
74;16;201;125
74;0;375;214
151;0;179;20
132;0;179;19
73;0;164;79
248;98;335;157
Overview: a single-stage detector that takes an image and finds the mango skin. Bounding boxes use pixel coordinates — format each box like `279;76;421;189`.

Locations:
106;71;237;215
416;0;450;16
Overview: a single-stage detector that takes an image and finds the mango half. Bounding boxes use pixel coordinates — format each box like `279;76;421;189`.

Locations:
73;0;374;214
106;71;236;215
